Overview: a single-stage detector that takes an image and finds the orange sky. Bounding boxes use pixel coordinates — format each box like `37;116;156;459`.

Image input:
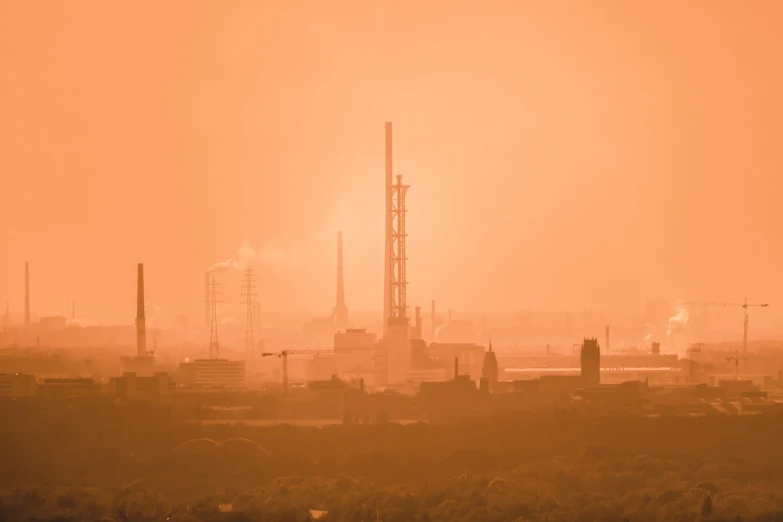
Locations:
1;1;782;326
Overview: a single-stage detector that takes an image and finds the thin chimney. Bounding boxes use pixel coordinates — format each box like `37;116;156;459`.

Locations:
334;231;348;328
136;263;146;356
24;262;30;325
383;122;393;337
454;356;459;379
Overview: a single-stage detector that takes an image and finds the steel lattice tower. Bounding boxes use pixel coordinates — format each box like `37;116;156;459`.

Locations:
241;267;257;362
204;272;211;329
389;174;409;321
208;273;222;359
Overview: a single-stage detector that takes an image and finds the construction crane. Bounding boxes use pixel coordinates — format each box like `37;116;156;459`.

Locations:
261;345;373;394
685;298;769;354
260;349;330;395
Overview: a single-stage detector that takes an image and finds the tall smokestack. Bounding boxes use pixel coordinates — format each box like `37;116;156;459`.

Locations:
24;262;30;325
383;122;393;337
605;325;610;353
136;263;146;357
334;231;348;329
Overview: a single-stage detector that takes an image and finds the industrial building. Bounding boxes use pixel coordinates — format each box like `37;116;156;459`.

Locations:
0;373;36;398
180;359;247;389
334;328;375;381
110;372;175;399
37;378;101;398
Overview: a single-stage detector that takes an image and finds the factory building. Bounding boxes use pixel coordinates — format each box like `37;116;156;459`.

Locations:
38;378;101;398
307;355;337;382
120;355;156;376
429;342;486;381
334;328;376;375
38;316;67;332
386;318;411;384
110;372;175;399
190;359;246;389
0;373;36;398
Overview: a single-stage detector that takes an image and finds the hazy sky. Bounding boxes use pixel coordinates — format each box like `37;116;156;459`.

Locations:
1;1;782;326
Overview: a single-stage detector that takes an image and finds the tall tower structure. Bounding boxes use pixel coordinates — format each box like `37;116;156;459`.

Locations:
241;267;257;362
204;272;211;329
385;174;411;384
580;338;601;387
383;122;393;337
136;263;146;356
482;338;499;392
389;174;409;322
334;231;349;330
24;261;30;326
208;273;222;359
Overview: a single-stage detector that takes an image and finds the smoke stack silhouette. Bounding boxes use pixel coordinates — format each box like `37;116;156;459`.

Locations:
383;122;392;337
334;231;348;330
136;263;146;356
24;262;30;325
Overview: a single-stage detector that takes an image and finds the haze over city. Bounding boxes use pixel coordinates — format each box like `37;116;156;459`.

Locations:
2;1;782;326
4;3;783;522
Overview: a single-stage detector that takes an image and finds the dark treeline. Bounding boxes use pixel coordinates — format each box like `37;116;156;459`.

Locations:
2;399;783;521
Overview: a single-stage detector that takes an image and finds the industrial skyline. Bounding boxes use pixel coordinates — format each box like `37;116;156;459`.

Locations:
3;4;783;521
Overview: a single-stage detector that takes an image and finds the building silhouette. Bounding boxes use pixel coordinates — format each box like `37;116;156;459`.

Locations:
481;339;498;392
580;337;601;386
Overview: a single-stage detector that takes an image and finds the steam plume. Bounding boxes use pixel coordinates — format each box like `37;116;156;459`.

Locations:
666;301;690;336
207;241;291;273
66;318;96;328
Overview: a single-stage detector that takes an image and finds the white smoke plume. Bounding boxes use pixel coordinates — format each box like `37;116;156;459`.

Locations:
145;301;163;318
666;300;690;336
643;333;652;347
207;259;237;273
207;241;291;273
66;318;96;328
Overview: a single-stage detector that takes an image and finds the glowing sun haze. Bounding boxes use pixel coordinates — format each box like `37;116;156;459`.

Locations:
1;1;782;325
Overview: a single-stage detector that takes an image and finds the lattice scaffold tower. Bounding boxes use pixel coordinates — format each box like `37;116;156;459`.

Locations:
241;267;258;362
388;174;409;322
207;273;223;359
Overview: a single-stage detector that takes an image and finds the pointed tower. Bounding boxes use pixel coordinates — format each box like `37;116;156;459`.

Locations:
334;231;349;330
482;337;498;392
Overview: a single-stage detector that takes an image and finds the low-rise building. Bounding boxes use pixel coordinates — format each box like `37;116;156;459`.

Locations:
0;373;36;398
38;377;100;398
192;359;246;389
110;372;175;399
